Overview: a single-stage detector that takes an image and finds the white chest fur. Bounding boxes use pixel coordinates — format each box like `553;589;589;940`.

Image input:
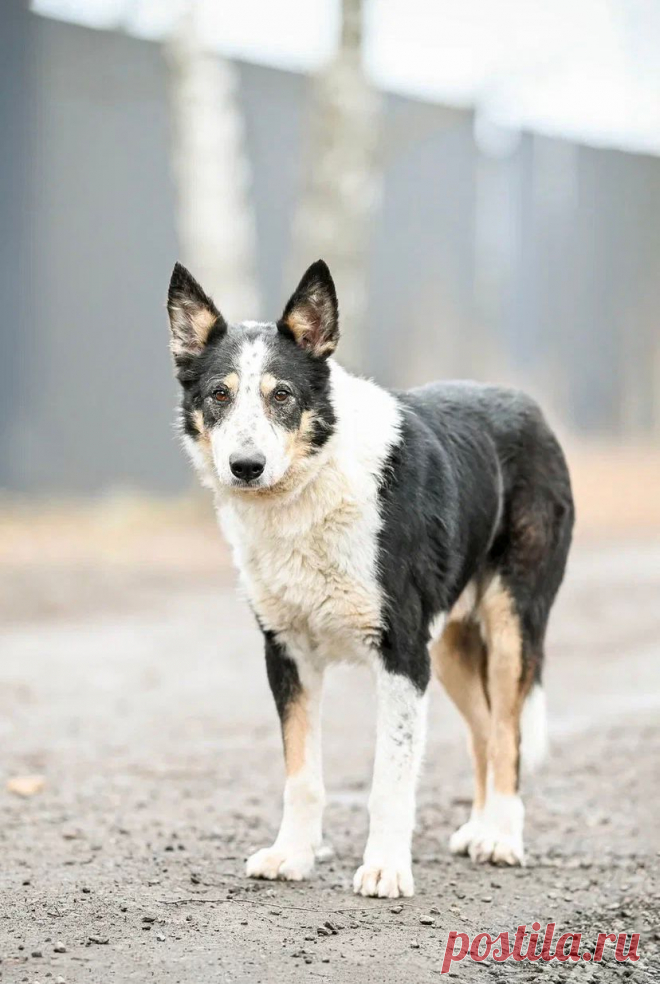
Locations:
217;364;402;667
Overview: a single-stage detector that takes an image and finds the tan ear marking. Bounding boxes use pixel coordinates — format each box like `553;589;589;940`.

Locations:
167;263;224;360
169;303;218;357
279;260;339;357
283;307;312;345
283;307;336;358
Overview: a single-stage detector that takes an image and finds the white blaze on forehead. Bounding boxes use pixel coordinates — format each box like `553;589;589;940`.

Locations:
210;335;292;488
227;335;270;440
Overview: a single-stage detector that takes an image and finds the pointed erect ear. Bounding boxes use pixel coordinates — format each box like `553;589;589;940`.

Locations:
167;262;226;361
278;260;339;358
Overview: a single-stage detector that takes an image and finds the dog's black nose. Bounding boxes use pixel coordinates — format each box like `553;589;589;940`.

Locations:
229;453;266;482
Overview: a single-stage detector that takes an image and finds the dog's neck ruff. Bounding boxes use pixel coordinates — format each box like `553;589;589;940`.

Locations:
216;362;402;655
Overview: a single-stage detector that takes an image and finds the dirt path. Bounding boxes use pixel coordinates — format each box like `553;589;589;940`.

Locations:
1;539;658;982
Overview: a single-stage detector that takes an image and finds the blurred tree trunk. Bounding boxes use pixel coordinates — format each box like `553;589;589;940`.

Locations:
288;0;382;372
165;4;259;319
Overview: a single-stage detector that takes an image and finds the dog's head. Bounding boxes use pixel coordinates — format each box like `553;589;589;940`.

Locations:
167;260;338;495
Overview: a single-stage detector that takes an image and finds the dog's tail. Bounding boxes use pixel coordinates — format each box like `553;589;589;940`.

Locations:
520;683;548;773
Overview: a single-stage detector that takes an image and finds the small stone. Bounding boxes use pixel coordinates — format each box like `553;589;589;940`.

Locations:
142;915;156;923
81;887;90;895
31;951;43;958
156;934;165;942
53;943;66;954
7;774;46;797
88;936;109;945
55;978;66;983
390;905;403;914
420;916;434;926
411;940;420;949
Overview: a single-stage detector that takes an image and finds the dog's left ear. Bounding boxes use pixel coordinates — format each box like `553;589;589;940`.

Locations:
278;260;339;358
167;262;226;362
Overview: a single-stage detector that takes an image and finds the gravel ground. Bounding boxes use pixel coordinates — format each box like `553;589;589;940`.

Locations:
1;537;659;983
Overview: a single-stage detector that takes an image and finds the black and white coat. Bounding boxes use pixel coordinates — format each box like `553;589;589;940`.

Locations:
167;260;574;898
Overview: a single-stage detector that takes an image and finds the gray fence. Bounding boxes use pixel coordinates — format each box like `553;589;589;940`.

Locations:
1;5;658;495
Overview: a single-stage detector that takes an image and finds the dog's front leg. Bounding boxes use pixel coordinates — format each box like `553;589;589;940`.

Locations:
354;660;428;898
246;633;324;882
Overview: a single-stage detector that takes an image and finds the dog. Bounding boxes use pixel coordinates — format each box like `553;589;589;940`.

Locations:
166;258;574;898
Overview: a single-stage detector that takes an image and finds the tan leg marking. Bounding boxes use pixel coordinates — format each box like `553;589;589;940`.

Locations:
478;576;526;796
246;678;323;883
282;689;309;777
432;619;490;810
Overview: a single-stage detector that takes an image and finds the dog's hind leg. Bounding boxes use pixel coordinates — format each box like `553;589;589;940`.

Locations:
432;619;491;855
353;660;428;899
246;633;324;882
469;575;529;866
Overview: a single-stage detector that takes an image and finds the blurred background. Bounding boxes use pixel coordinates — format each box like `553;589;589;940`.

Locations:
2;0;660;513
1;6;659;976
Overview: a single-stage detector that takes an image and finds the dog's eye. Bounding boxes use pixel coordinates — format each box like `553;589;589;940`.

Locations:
212;387;230;404
273;388;291;403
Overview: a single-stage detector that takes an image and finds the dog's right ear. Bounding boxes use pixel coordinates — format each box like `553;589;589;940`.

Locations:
167;262;226;362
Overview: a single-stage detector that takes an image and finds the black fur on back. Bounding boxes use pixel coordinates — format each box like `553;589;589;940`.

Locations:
376;381;574;692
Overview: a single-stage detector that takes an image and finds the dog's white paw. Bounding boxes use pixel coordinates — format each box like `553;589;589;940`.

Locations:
454;793;525;866
246;846;315;882
468;824;525;866
353;861;414;898
468;826;525;866
449;817;484;856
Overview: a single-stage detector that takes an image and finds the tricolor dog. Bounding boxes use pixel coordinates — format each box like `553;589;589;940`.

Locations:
167;260;574;898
